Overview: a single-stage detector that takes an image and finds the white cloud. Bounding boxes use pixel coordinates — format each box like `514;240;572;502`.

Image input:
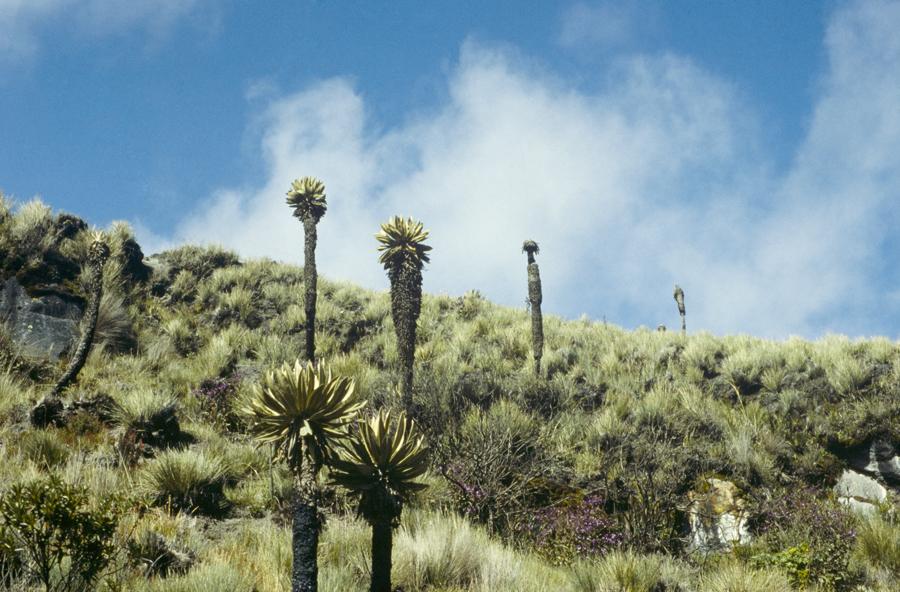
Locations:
0;0;66;56
558;1;655;49
0;0;206;59
149;0;900;339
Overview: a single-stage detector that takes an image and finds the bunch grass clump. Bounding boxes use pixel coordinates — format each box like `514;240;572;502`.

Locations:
141;449;233;517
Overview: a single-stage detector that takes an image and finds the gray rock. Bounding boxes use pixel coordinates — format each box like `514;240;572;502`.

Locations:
838;496;878;516
834;469;888;503
0;277;82;359
840;439;900;489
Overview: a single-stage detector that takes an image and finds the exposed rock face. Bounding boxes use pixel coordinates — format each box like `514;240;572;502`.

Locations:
834;470;885;515
0;277;83;359
833;439;899;514
688;477;750;551
842;439;900;487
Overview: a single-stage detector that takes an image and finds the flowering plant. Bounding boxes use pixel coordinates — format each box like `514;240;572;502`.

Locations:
515;495;622;565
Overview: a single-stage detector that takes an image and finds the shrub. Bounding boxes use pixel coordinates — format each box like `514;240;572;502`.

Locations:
749;543;812;588
0;522;24;588
0;475;120;592
163;317;203;356
516;495;622;565
750;489;860;591
439;400;550;534
141;449;233;517
152;245;241;288
113;390;190;461
128;529;194;578
191;376;241;430
598;421;702;553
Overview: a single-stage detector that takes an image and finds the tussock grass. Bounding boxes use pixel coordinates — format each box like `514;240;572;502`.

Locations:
696;561;792;592
141;449;233;517
135;562;255;592
570;550;691;592
856;513;900;576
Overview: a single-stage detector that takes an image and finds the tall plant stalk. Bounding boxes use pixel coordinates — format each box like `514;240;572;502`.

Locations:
674;284;686;335
376;217;431;410
286;177;327;362
523;240;544;376
50;232;109;397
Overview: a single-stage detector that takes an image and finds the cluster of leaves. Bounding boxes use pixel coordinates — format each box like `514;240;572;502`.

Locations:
0;475;121;591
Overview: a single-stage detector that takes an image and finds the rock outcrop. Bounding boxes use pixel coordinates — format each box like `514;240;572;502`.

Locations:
687;477;750;551
833;439;899;513
0;277;83;359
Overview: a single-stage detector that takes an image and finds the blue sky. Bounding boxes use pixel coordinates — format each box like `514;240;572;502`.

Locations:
3;0;900;339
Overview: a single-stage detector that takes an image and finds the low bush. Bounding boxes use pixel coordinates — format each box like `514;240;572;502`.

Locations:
191;376;241;430
516;494;622;565
0;475;121;592
749;489;860;590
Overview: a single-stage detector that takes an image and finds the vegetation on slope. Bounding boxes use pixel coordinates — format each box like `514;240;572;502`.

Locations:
0;196;898;591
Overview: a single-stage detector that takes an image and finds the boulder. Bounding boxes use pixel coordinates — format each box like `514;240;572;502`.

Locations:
832;439;899;514
688;477;750;552
836;439;900;488
834;469;887;503
0;277;83;359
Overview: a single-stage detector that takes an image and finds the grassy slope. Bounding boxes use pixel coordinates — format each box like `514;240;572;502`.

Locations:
0;198;898;591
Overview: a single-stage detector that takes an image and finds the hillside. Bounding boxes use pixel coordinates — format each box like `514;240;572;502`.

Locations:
0;197;898;591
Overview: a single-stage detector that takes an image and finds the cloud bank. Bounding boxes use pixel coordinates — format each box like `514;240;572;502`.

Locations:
146;0;900;339
0;0;205;58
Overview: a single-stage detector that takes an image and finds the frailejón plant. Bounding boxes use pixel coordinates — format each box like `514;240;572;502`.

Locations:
286;177;328;362
673;284;686;334
330;409;429;592
43;232;110;406
522;240;544;376
242;360;363;592
376;216;432;409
